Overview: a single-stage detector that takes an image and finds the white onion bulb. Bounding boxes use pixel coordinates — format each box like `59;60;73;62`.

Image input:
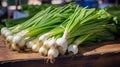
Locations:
5;31;12;37
1;27;8;33
48;48;59;58
43;40;49;46
39;46;48;56
32;44;37;51
39;33;50;42
26;41;34;48
43;40;49;49
6;35;13;42
56;37;68;49
18;39;26;47
1;29;9;35
12;35;22;43
48;38;56;48
68;45;78;54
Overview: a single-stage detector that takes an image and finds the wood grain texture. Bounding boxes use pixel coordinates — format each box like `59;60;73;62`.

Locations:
83;44;120;56
1;53;120;67
0;36;46;62
0;36;120;67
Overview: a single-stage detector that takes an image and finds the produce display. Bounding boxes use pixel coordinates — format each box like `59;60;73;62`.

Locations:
0;4;119;63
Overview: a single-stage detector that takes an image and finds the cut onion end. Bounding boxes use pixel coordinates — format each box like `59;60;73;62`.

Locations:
47;54;55;64
6;36;13;42
11;43;19;51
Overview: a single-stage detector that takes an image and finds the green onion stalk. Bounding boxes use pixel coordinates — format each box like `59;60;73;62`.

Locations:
9;5;74;51
1;7;53;48
67;9;115;55
67;24;109;55
37;10;74;57
31;4;75;53
0;3;116;62
44;7;114;60
1;7;52;38
38;7;86;59
1;7;53;49
37;7;95;59
55;7;97;55
10;25;57;51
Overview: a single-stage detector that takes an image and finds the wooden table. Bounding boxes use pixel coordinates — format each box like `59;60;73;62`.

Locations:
0;36;120;67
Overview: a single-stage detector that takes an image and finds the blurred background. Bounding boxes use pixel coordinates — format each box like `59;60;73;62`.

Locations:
0;0;120;28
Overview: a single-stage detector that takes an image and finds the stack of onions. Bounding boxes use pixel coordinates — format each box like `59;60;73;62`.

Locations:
1;4;74;51
0;3;117;63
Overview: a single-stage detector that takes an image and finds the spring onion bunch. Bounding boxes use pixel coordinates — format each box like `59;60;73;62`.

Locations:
0;3;117;63
66;9;115;55
1;7;53;50
1;6;52;38
1;4;74;51
37;7;116;60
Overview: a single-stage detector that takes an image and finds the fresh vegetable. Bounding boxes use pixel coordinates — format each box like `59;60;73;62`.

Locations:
0;4;118;63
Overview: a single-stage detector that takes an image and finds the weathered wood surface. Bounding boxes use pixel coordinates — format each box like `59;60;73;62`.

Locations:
0;36;46;62
83;44;120;56
0;36;120;67
0;53;120;67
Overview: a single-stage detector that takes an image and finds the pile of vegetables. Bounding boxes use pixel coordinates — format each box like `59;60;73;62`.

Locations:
0;4;118;63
